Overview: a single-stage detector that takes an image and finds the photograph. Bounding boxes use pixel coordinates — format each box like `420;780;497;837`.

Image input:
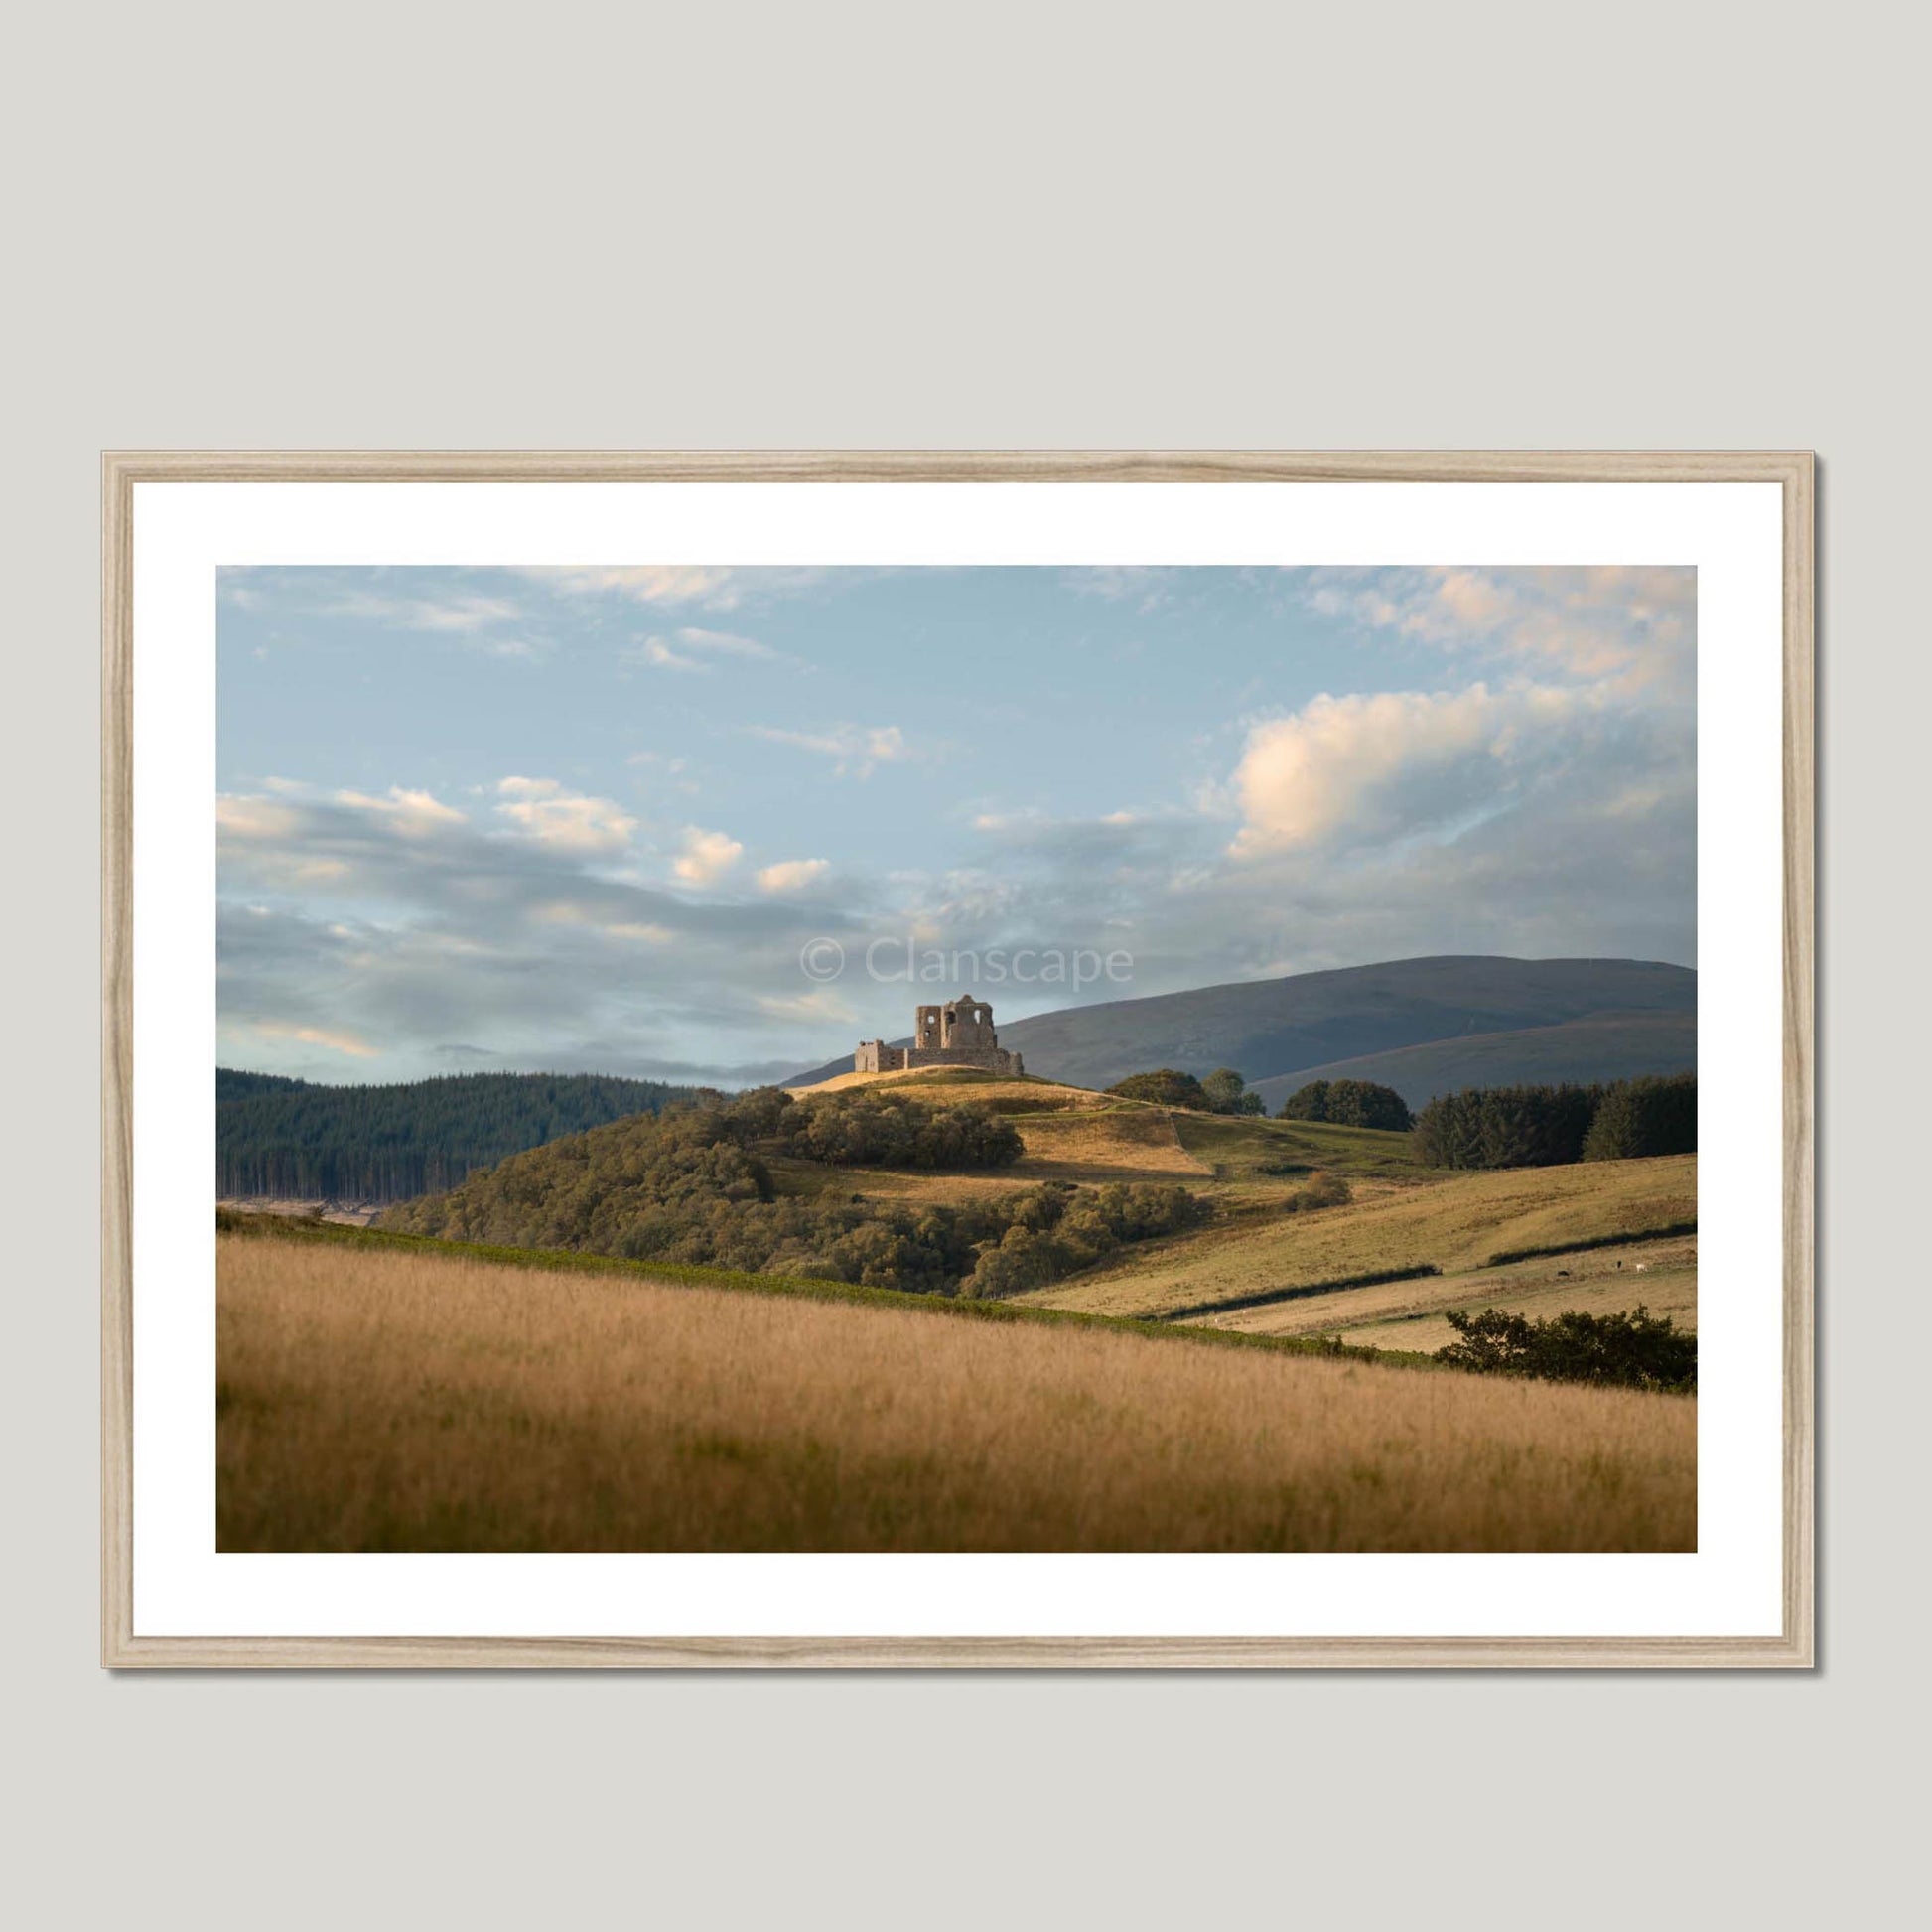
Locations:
210;558;1704;1557
19;2;1906;1915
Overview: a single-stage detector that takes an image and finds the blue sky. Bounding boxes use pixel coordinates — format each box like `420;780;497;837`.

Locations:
217;565;1696;1085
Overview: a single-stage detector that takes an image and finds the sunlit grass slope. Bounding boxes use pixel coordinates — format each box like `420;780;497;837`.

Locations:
1022;1154;1697;1319
1221;1233;1699;1351
218;1232;1695;1554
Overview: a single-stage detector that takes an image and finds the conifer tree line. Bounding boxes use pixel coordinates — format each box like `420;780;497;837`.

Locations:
1410;1072;1696;1170
215;1069;702;1200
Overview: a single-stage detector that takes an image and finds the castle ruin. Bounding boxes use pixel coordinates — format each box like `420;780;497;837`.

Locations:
856;997;1025;1077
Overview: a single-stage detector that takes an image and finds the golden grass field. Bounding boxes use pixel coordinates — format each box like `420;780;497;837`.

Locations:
217;1231;1695;1553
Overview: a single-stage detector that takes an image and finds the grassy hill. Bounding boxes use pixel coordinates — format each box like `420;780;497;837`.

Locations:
1250;1232;1699;1354
357;1065;1690;1355
217;1221;1695;1552
1018;1152;1697;1321
789;954;1696;1093
216;1067;702;1202
375;1077;1233;1295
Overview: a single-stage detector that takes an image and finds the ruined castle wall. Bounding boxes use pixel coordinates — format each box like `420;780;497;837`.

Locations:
900;1045;1022;1075
857;1006;1022;1078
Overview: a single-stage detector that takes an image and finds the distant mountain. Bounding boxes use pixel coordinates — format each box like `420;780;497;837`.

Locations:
1248;1010;1698;1113
216;1068;704;1202
789;956;1697;1101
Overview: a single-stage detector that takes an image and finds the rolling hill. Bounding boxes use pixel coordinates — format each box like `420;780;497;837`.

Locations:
1018;1151;1697;1322
366;1064;1691;1320
789;955;1696;1100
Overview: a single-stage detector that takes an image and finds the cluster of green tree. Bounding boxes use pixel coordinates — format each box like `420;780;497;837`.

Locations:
377;1086;1203;1297
758;1087;1023;1169
961;1181;1212;1298
1410;1072;1696;1170
1435;1305;1697;1393
1105;1067;1264;1114
1275;1078;1413;1132
216;1069;702;1200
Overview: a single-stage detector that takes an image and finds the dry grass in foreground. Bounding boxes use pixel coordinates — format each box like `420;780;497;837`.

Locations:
217;1234;1695;1553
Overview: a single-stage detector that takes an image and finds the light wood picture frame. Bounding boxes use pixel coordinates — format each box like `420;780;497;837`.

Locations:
102;450;1814;1668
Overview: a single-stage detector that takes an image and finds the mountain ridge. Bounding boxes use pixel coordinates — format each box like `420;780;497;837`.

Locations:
786;955;1696;1101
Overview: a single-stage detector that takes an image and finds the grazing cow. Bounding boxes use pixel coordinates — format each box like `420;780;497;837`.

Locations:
1633;1262;1649;1273
1556;1269;1571;1278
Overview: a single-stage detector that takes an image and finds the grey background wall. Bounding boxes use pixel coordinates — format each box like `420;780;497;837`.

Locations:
7;4;1922;1924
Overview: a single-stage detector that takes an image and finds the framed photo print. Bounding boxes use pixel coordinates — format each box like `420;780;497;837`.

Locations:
102;451;1813;1666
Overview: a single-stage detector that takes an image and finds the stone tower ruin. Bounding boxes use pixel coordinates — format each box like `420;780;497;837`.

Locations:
855;996;1025;1077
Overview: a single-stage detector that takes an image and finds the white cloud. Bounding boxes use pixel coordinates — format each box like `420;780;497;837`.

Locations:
756;858;831;894
527;566;742;607
334;787;469;836
524;565;836;612
640;638;704;671
494;776;637;853
248;1019;378;1058
671;826;745;885
1226;682;1591;857
1306;567;1696;688
327;590;526;635
748;723;909;778
265;583;554;657
398;594;522;633
216;794;302;839
969;804;1152;838
635;626;797;673
531;901;675;944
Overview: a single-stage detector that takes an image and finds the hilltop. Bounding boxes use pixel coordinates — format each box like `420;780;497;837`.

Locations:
787;954;1696;1101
